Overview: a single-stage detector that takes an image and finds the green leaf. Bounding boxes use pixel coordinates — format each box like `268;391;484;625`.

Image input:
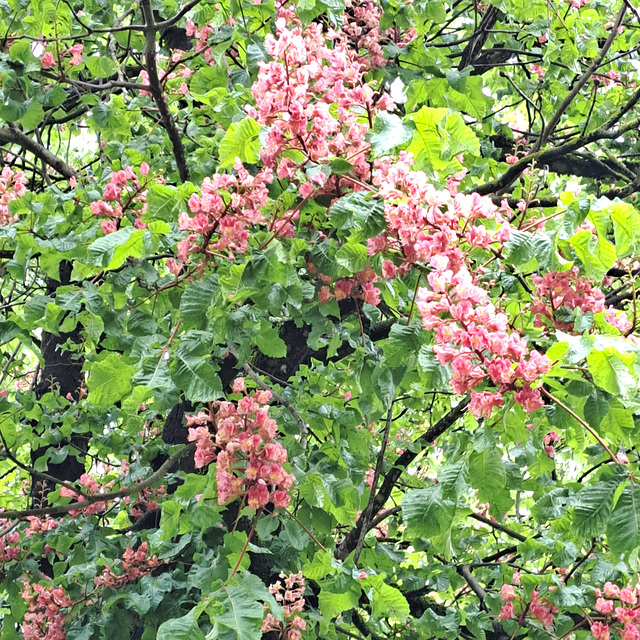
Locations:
607;484;640;554
209;575;270;640
253;326;287;358
503;231;553;268
218;117;261;168
329;158;355;174
468;447;506;503
368;576;410;620
85;57;118;78
172;337;223;402
87;353;135;408
318;581;361;620
145;184;184;221
87;227;144;269
573;480;618;538
180;275;218;329
157;611;204;640
402;486;455;537
587;347;637;399
335;241;368;274
330;191;385;238
407;106;479;174
367;112;414;157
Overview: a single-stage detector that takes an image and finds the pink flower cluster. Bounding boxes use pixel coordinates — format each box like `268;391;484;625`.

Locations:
340;0;416;68
531;268;605;330
248;11;394;186
417;257;551;417
89;164;150;234
0;165;27;225
498;583;557;628
359;152;555;416
532;269;632;333
22;582;72;640
262;572;307;640
543;430;561;458
40;44;82;69
591;580;640;640
318;265;382;307
0;519;20;563
174;159;273;268
186;378;295;508
94;541;161;589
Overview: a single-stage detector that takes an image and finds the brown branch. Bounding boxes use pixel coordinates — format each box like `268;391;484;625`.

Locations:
335;398;469;560
353;405;394;564
0;442;195;519
475;114;640;196
0;126;77;179
535;3;627;150
469;513;527;542
140;0;189;183
457;565;486;602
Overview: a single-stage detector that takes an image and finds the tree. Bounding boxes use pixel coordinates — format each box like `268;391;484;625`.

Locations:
0;0;639;639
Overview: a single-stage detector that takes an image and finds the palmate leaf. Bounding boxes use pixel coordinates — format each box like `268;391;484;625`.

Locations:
468;447;506;503
367;112;414;157
367;575;410;620
587;347;638;399
180;274;218;329
172;345;223;402
402;486;456;538
86;353;135;408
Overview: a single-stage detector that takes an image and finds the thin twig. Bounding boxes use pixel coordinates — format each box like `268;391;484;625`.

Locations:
541;388;619;463
353;405;394;564
0;442;195;519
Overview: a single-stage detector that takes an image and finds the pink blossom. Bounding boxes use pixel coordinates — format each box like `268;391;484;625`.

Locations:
498;602;514;620
101;220;117;235
40;51;55;69
596;598;614;614
591;622;610;640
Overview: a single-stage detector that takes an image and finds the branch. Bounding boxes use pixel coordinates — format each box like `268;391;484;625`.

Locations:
0;126;77;179
540;388;619;463
0;442;195;519
335;398;469;560
469;513;527;542
536;3;627;150
140;0;189;183
353;405;394;564
457;565;487;603
475;114;640;195
226;342;308;448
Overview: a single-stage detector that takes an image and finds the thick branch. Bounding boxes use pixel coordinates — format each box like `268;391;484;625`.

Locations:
335;398;469;560
140;0;189;183
0;127;77;179
475;114;640;195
